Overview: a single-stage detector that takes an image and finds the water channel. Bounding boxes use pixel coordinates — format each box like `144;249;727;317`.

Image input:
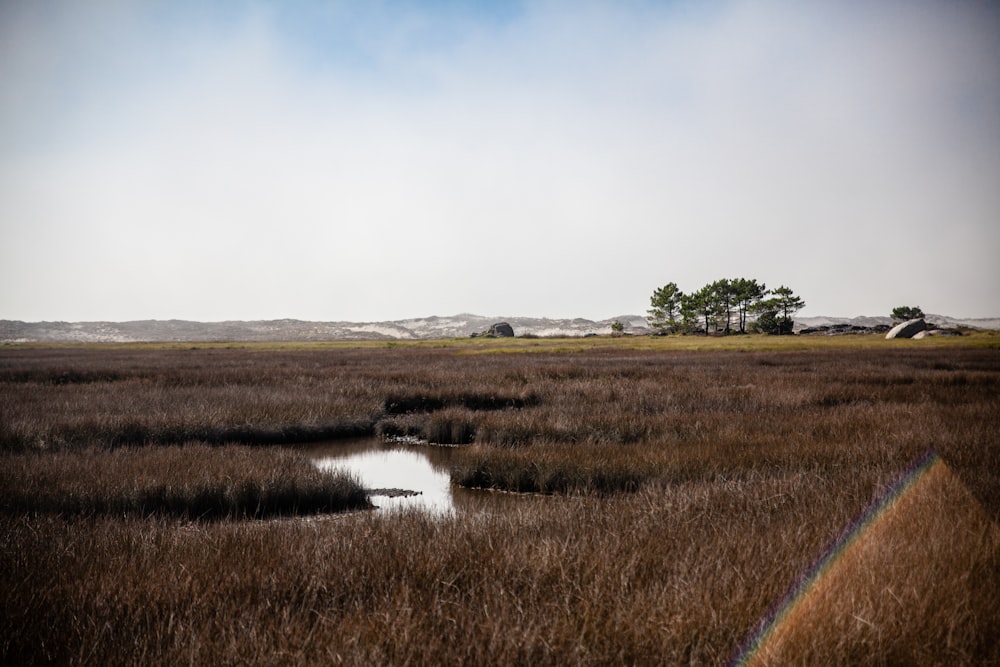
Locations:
303;438;534;515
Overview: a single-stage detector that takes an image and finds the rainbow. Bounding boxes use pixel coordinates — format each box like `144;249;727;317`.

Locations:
730;449;942;666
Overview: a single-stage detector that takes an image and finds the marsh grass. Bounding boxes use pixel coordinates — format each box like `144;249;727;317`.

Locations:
0;473;860;665
0;445;371;519
740;459;1000;666
1;342;998;664
452;443;653;494
4;464;995;665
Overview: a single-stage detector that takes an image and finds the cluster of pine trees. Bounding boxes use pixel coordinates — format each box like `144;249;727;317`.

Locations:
648;279;805;335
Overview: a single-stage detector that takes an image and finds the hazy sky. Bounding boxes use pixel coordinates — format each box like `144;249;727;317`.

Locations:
2;1;998;322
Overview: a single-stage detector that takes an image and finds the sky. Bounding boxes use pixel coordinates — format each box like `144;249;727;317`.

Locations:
1;0;999;323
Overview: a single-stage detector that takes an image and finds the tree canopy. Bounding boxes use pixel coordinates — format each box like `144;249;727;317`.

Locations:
647;282;683;332
648;279;804;335
754;285;806;335
891;305;925;321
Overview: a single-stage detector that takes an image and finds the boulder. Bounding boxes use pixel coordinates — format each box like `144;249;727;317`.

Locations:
488;322;515;337
912;329;962;339
885;318;926;340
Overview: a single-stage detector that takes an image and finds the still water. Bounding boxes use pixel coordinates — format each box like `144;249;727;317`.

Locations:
304;438;520;515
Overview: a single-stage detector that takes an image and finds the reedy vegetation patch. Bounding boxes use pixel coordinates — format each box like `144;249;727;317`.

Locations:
1;341;998;664
0;445;370;519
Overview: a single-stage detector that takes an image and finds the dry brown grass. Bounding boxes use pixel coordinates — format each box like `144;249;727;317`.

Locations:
1;342;998;664
0;473;863;665
0;445;370;519
741;457;1000;665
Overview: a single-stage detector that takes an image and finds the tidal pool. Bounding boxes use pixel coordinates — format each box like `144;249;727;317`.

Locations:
304;438;541;515
306;439;463;514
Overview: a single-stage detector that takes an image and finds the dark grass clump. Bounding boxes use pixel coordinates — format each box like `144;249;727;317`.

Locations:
383;391;539;414
378;407;479;445
425;407;478;445
0;444;371;519
452;443;652;494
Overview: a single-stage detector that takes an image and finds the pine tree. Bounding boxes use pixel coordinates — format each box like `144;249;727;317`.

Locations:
648;282;684;333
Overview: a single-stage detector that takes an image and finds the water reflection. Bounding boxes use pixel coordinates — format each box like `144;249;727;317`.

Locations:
305;439;455;514
303;438;543;516
296;438;539;515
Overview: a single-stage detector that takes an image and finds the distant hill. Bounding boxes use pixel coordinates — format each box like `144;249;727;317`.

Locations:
0;314;649;343
1;313;996;343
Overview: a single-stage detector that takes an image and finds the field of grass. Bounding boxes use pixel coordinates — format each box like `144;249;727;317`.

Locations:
1;336;998;664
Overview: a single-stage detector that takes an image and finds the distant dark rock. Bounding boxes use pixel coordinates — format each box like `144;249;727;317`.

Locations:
885;318;926;340
469;322;515;338
488;322;515;337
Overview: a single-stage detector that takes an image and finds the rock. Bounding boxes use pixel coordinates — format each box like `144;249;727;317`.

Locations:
912;329;962;339
368;488;422;498
487;322;515;337
470;322;515;338
885;318;926;339
799;323;893;336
